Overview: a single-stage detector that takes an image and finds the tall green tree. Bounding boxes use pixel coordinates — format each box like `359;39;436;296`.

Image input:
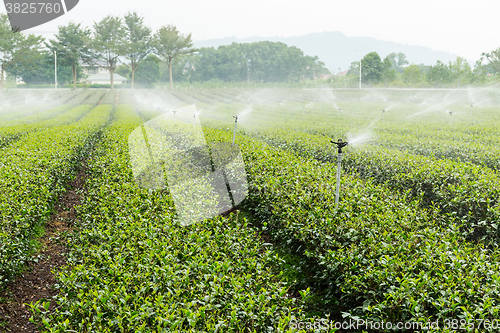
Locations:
183;42;329;83
361;52;383;84
47;22;91;89
449;56;472;87
481;48;500;73
472;58;490;84
397;52;409;67
91;15;126;89
135;54;160;85
183;47;217;82
115;64;131;79
385;52;398;69
0;14;43;89
123;12;151;89
427;60;452;85
153;25;196;89
10;51;73;85
382;56;397;83
402;64;424;85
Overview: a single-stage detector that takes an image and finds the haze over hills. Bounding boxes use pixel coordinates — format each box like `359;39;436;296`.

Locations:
194;31;467;74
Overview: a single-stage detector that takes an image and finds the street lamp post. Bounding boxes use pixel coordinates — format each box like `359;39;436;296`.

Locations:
356;50;362;90
55;51;58;90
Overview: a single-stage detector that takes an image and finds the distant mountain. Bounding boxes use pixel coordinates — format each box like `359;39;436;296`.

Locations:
194;32;464;74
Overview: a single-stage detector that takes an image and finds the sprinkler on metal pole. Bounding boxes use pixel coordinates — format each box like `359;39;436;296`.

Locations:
331;139;348;209
382;109;387;121
448;111;453;126
232;116;238;145
192;113;196;129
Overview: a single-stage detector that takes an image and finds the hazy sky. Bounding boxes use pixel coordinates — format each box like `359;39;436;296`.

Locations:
4;0;498;62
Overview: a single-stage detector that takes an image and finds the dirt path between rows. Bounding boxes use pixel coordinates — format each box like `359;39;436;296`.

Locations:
0;166;87;333
0;92;118;332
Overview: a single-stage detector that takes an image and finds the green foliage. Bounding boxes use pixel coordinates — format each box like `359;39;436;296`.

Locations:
0;103;111;290
482;47;500;73
361;52;383;84
135;54;160;84
115;64;131;79
91;15;126;89
46;22;91;89
34;105;310;331
123;11;152;88
0;14;44;88
153;25;196;89
3;81;500;331
402;64;425;85
427;60;452;85
177;41;329;84
397;52;409;67
382;56;397;83
10;52;74;85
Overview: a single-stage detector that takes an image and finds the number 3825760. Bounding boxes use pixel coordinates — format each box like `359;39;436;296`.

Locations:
5;2;62;14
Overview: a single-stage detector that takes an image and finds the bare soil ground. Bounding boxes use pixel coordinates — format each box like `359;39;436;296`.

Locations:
0;167;87;333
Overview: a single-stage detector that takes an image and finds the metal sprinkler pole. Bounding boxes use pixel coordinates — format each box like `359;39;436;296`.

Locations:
382;109;387;121
232;116;238;145
193;114;196;130
332;139;348;209
448;111;453;126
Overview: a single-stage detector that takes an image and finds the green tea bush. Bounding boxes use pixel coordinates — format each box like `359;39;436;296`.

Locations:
203;129;500;327
0;105;111;289
37;105;310;332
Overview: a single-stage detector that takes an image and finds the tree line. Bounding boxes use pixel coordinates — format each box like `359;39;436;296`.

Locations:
0;12;195;89
1;10;499;89
341;51;499;88
0;12;329;89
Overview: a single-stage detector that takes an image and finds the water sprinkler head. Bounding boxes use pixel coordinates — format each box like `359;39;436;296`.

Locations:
383;109;387;112
233;115;238;123
331;138;348;153
448;111;453;115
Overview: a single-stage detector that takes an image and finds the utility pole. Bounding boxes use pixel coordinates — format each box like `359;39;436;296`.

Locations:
55;51;58;90
356;50;362;90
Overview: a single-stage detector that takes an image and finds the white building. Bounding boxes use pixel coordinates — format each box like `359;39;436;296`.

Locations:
81;61;127;85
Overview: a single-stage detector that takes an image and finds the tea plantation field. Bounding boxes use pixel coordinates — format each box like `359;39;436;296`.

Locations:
1;87;500;332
